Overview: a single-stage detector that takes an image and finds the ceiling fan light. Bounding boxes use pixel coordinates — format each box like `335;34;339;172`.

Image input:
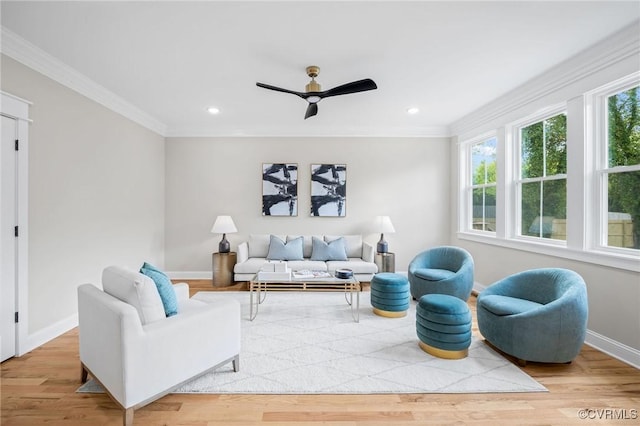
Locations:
306;95;321;104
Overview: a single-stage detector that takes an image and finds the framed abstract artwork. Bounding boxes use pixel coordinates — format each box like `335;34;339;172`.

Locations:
310;164;346;217
262;163;298;216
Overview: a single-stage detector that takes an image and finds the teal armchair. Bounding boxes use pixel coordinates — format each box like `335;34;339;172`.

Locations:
477;268;588;364
408;246;474;301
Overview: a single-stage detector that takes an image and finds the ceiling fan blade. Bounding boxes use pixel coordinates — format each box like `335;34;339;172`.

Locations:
321;79;377;98
256;82;306;98
304;103;318;119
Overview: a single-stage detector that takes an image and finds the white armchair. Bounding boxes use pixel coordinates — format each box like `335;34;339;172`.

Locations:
78;266;241;426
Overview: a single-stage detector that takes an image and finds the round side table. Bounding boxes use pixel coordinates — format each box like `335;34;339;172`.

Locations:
212;252;236;287
375;252;395;273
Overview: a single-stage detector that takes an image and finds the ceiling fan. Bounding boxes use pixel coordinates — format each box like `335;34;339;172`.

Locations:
256;66;377;119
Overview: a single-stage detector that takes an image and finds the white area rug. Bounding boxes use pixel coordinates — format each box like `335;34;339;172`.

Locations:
78;291;546;394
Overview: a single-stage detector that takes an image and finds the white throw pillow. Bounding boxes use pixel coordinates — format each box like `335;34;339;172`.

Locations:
102;266;165;324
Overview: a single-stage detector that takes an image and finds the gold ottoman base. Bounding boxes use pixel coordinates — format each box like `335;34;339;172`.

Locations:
373;308;407;318
418;340;468;360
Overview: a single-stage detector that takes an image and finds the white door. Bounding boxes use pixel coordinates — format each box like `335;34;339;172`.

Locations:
1;114;17;361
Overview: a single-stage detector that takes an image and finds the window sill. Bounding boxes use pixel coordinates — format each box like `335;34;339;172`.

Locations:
457;231;640;272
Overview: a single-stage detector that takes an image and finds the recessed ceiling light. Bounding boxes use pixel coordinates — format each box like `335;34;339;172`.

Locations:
407;107;419;115
207;106;220;115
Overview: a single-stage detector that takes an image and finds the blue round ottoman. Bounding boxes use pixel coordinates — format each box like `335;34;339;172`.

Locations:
370;273;410;318
416;294;472;359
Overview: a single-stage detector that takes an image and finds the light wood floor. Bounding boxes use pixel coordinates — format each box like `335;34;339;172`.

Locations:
2;280;639;425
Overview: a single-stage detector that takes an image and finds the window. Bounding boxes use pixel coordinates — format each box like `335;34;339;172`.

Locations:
599;84;640;250
517;113;567;240
470;137;497;232
457;72;639;271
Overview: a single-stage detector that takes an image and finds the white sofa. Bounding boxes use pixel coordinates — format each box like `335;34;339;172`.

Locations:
233;234;378;282
78;266;241;426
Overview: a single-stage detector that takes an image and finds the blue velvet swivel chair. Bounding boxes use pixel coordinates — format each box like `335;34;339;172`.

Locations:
477;268;588;365
408;246;474;301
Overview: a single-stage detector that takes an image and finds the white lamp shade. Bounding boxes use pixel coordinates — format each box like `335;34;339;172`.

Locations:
211;215;237;234
375;215;395;233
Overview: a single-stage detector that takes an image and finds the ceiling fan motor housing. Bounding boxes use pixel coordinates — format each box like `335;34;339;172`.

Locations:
306;80;321;92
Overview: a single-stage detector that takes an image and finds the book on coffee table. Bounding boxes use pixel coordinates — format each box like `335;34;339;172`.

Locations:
292;270;332;279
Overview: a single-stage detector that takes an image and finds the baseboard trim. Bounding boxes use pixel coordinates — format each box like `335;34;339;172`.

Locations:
166;271;211;280
584;330;640;370
19;313;78;356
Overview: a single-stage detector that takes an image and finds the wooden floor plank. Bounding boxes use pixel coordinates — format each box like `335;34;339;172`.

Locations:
2;280;639;425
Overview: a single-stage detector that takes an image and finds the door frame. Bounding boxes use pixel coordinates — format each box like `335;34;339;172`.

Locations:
1;91;30;357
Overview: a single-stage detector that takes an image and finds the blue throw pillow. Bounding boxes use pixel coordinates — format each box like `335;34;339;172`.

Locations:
266;235;304;260
310;236;348;261
140;264;178;317
141;261;166;276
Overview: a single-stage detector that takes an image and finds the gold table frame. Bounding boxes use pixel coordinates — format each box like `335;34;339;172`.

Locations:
249;275;361;322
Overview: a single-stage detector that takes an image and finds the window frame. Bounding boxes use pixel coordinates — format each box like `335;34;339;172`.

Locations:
467;134;498;234
511;105;568;245
588;72;640;255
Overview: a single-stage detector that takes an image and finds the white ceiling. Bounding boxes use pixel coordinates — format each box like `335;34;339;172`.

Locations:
2;1;639;137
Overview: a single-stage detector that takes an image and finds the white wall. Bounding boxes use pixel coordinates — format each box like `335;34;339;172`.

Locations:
1;56;165;342
165;137;450;275
449;23;640;361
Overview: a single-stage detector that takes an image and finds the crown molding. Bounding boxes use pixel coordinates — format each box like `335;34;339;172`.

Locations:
1;26;167;136
164;125;451;138
450;20;640;137
1;25;446;140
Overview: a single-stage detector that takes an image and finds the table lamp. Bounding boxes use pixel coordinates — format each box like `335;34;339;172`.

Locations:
211;215;237;253
375;215;395;253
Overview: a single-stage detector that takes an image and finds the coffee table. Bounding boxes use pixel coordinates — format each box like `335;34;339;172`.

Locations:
249;273;361;322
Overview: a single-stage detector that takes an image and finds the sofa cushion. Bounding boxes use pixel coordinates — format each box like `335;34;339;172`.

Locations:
326;259;379;274
287;260;328;271
140;263;179;317
480;294;544;316
267;235;304;260
102;266;165;324
325;235;362;258
249;234;277;258
234;257;273;274
311;236;348;261
234;258;328;275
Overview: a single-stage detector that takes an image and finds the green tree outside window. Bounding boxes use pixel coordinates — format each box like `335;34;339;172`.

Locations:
520;114;567;239
606;86;640;249
471;138;497;231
